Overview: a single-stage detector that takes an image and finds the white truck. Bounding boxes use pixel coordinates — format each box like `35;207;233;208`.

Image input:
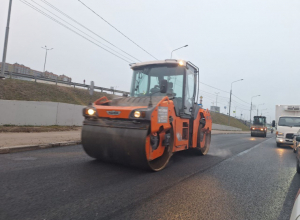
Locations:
273;105;300;147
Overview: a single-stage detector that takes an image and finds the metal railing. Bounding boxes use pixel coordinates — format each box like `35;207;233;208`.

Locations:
3;71;129;95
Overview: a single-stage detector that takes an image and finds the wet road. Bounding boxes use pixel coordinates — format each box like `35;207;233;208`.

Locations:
1;133;299;220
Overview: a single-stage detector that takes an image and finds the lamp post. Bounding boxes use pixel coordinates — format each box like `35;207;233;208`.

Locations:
170;45;188;58
257;103;265;116
228;79;243;125
41;46;53;72
250;95;260;127
1;0;13;79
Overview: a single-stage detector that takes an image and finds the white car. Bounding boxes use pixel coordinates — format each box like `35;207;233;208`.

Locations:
290;189;300;220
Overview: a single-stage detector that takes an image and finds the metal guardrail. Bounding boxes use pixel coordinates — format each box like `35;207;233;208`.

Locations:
3;71;129;95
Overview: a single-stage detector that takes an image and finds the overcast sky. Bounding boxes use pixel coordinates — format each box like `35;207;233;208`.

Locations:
1;0;300;122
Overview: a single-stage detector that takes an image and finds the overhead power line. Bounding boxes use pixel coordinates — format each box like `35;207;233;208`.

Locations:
199;82;229;94
77;0;158;60
231;94;251;105
199;89;250;109
20;0;131;63
39;0;141;62
30;0;136;63
199;81;250;106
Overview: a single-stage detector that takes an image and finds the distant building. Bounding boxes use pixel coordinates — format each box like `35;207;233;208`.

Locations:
0;62;14;72
58;74;72;82
42;71;58;80
0;62;72;82
210;106;220;113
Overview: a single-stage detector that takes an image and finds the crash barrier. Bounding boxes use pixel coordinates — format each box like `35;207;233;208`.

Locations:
2;71;129;95
212;123;242;131
0;100;84;126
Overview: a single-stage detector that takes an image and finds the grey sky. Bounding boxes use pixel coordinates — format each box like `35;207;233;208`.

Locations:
1;0;300;122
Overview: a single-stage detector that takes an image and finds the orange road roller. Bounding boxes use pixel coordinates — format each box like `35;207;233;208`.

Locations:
82;59;212;171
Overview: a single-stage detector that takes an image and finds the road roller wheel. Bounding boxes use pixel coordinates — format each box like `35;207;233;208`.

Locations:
200;132;211;155
147;128;174;172
193;125;211;155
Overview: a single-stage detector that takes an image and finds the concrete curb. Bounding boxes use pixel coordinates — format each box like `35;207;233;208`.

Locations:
0;141;81;154
212;132;249;135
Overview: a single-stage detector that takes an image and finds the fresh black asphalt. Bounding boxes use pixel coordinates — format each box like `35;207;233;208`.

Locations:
1;133;299;220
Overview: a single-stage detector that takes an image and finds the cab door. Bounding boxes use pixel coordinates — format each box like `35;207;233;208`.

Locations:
183;65;196;116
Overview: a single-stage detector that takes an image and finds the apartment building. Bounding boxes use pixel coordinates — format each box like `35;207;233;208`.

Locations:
58;74;72;82
0;62;72;82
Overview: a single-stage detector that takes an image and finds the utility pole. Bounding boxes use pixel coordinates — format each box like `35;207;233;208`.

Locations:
228;79;243;125
1;0;13;79
215;92;219;106
261;109;268;116
250;95;260;127
257;103;264;116
41;46;53;72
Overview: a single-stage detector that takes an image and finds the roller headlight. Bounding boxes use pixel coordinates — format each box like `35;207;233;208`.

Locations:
132;110;146;118
83;107;97;117
260;128;264;131
134;111;141;118
88;109;96;116
251;127;255;130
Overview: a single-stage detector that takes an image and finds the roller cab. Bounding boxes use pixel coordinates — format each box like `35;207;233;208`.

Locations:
82;59;212;171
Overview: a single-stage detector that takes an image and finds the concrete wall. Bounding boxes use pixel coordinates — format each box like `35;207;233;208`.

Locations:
212;123;242;131
0;100;243;130
0;100;84;126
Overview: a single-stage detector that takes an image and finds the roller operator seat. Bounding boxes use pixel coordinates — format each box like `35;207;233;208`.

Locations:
166;82;182;116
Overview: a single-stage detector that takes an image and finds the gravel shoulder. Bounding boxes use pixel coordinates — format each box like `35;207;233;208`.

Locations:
0;125;81;133
0;129;81;148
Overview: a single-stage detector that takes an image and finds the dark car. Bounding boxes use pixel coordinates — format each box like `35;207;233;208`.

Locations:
296;136;300;173
293;129;300;153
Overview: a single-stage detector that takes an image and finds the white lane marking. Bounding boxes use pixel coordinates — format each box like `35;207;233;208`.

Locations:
227;137;273;161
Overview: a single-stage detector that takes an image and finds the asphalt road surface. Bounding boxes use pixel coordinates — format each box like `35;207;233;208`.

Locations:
1;133;300;220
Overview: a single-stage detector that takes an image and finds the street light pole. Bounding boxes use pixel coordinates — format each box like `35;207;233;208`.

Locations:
1;0;13;79
250;95;260;127
228;79;243;125
41;46;53;72
170;45;188;58
257;103;265;116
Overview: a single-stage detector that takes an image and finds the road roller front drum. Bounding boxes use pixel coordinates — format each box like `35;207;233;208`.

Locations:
82;125;173;171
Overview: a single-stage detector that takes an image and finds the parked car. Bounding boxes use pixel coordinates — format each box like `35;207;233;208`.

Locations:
293;129;300;153
297;136;300;174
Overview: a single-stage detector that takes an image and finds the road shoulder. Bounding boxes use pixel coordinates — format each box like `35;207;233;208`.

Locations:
0;129;249;154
